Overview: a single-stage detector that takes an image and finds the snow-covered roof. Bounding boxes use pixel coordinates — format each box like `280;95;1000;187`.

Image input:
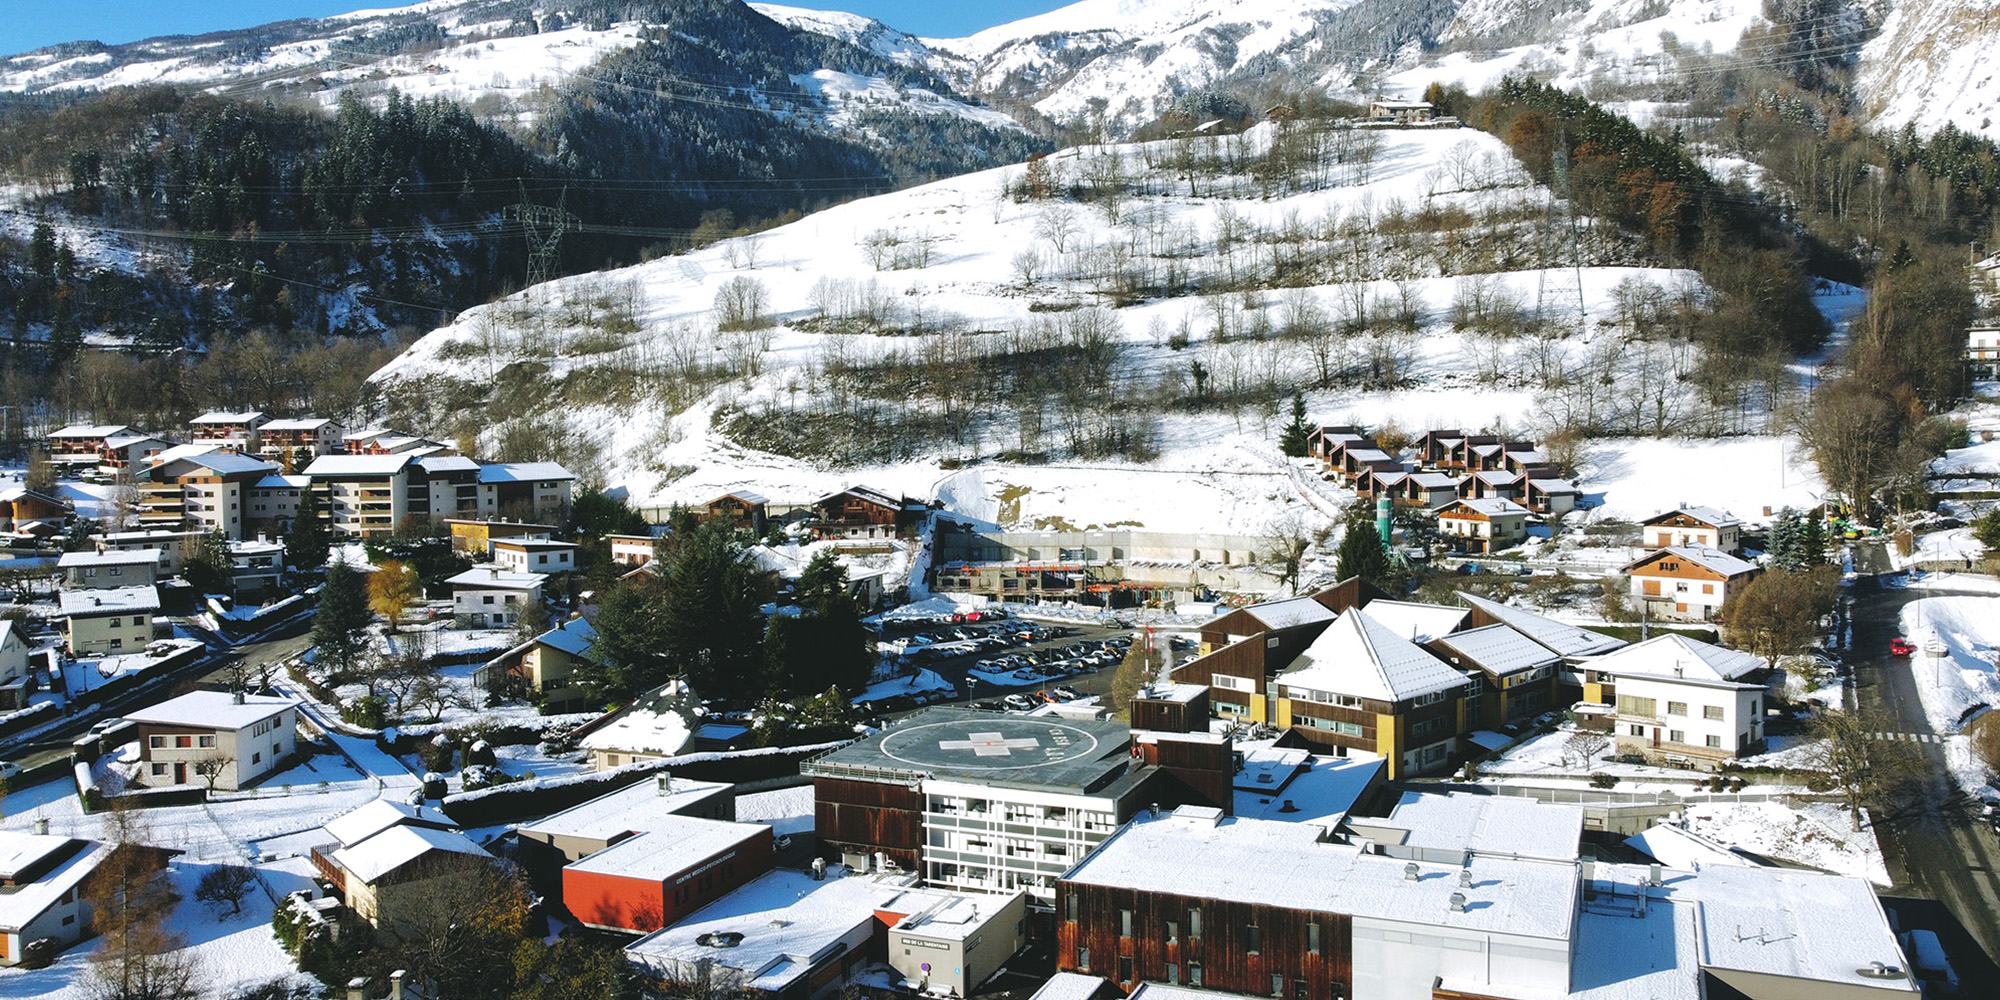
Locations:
1624;823;1759;871
190;410;264;424
446;567;547;591
322;798;452;849
331;824;489;885
1064;808;1576;940
303;453;413;476
1358;600;1468;643
1454;592;1626;659
818;484;902;508
1030;972;1110;1000
708;489;771;506
479;461;575;483
1231;750;1381;827
0;836;110;933
1278;609;1471;703
1444;497;1531;518
538;617;599;658
252;474;311;489
1385;791;1584;862
1505;448;1547;464
519;776;732;845
565;816;770;881
123;691;296;732
1409;472;1459;489
1583;634;1766;687
626;868;947;991
1344;448;1394;464
1234;595;1336;631
102;529;202;543
579;680;697;755
1472;469;1522;485
1642;506;1745;529
415;455;481;474
261;418;336;431
491;538;579;551
156;451;278;477
1625;546;1758;578
58;586;160;616
147;443;221;466
104;431;174;449
1430;624;1561;677
1528;478;1580;494
58;549;160;569
49;424;132;438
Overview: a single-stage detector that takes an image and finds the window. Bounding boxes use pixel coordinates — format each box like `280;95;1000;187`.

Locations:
1704;705;1724;720
1188;908;1201;939
1308;922;1321;955
1166;920;1178;945
151;763;168;776
1629;725;1645;736
1669;730;1684;744
1065;895;1077;922
1618;695;1657;717
149;736;165;749
1271;974;1284;997
1411;717;1446;737
1189;964;1203;987
198;735;216;748
1667;701;1687;716
1295;980;1310;1000
1166;964;1180;985
1706;735;1722;748
109;618;122;628
1247;924;1261;954
1076;946;1089;972
1120;910;1132;938
482;595;495;605
175;736;192;749
1119;957;1132;984
252;752;262;764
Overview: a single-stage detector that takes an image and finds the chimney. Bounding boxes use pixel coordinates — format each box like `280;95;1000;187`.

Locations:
33;817;49;836
811;857;827;881
389;972;407;1000
1648;864;1663;887
233;690;245;705
347;977;370;1000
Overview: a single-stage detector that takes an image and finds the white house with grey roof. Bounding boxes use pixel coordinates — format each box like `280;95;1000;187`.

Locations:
0;830;114;966
1589;634;1771;768
124;690;298;789
447;566;546;628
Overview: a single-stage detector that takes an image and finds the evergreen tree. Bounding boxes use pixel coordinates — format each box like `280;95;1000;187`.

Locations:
285;488;330;573
1279;392;1312;458
1767;507;1801;570
1800;512;1827;567
311;561;371;680
183;529;233;595
764;551;872;696
1334;511;1391;583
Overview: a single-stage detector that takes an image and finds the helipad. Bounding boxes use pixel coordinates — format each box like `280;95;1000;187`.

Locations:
807;706;1136;791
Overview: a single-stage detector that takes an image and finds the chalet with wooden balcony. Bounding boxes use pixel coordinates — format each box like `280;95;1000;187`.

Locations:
186;411;267;451
1639;506;1744;555
255;418;345;462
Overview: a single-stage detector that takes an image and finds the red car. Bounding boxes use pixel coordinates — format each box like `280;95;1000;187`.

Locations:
1890;637;1915;656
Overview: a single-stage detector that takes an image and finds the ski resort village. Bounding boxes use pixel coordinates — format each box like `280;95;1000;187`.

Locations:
5;0;2000;999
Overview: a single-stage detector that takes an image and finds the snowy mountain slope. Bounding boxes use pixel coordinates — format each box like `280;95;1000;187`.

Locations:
366;122;1826;534
1857;0;2000;139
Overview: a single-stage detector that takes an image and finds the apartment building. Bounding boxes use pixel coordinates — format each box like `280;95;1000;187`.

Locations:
303;453;414;538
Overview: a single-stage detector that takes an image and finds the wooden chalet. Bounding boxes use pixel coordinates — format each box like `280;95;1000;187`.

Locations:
1411;429;1464;467
1465;469;1525;502
1305;425;1367;464
1522;477;1581;515
702;490;769;535
1442;434;1500;471
1623;546;1760;622
813;485;920;539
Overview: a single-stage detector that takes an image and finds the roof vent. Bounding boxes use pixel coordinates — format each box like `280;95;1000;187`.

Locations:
1404;862;1420;882
770;919;790;929
33;818;49;836
1279;799;1298;813
1449;892;1468;913
233;690;245;705
1459;868;1473;888
1856;962;1905;980
696;932;744;948
1647;864;1663;887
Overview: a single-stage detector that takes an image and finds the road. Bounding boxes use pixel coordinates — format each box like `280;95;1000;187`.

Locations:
1849;578;2000;990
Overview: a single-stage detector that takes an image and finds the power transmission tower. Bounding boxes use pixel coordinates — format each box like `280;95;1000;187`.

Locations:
1534;141;1589;333
505;185;578;287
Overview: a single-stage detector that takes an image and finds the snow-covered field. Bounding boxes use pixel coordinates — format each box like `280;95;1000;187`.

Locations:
1678;800;1889;886
1897;597;2000;733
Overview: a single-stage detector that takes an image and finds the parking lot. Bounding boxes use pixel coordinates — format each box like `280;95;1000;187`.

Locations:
863;611;1188;718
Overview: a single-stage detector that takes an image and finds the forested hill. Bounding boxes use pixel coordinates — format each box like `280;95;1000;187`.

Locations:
0;0;1047;357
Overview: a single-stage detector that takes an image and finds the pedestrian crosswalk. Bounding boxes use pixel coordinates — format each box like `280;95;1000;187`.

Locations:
1871;731;1944;743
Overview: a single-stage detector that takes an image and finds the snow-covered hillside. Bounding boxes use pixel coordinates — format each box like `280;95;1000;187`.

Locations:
1858;0;2000;140
370;122;1828;533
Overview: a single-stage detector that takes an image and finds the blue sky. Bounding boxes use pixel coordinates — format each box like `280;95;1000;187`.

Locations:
0;1;1074;57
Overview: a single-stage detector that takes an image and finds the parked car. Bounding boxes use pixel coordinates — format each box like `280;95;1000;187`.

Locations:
1890;637;1915;656
1003;694;1037;711
1052;686;1083;701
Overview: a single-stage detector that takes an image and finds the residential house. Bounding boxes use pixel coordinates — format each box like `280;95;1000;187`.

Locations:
1306;425;1366;464
574;680;700;770
324;820;494;937
229;539;285;597
480;462;576;521
1464;469;1525;502
475;616;604;712
1177;579;1388;725
47;424;176;470
0;621;29;711
1453;590;1627;705
0;486;72;537
447;567;546;628
1971;326;2000;379
1501;445;1547;473
702;490;769;535
255;417;345;463
1370;98;1435;122
0;830;114;967
59;586;159;655
1592;634;1771;768
608;533;659;567
186;411;267;451
1640;506;1745;554
491;538;578;575
1338;448;1399;483
814;485;913;539
58;549;161;590
246;473;310;534
1464;440;1508;472
343;427;448;456
140;450;279;540
96;529;201;576
1521;477;1581;515
1411;429;1464;468
124;691;298;789
1272;609;1473;777
1436;498;1532;553
1426;625;1563;729
303;453;415;538
1624;546;1760;622
1398;472;1461;509
516;775;737;863
1354;468;1407;500
446;518;555;556
410;456;486;521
